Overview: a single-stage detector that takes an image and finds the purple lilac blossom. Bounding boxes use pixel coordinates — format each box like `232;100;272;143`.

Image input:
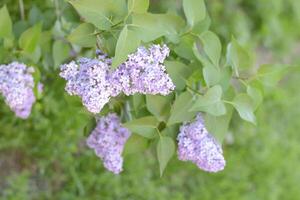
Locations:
177;114;226;172
59;56;113;113
86;113;131;174
0;62;36;119
111;44;175;96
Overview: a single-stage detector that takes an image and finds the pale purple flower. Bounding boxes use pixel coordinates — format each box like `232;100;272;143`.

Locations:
111;44;175;96
0;62;36;119
60;44;175;113
59;57;113;113
86;113;131;174
177;114;226;172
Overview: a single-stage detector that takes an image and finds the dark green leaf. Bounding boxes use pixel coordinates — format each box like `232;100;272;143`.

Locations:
123;134;148;155
157;136;175;176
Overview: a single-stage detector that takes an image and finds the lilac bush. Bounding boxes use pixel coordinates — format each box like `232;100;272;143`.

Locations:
86;113;131;174
0;62;36;119
177;114;226;172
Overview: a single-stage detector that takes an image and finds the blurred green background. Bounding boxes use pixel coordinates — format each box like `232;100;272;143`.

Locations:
1;0;300;199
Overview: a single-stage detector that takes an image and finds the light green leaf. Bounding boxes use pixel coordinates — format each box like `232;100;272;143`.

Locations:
123;134;148;155
67;23;96;47
190;85;226;116
128;0;149;13
200;31;221;67
193;41;221;86
247;85;263;110
168;91;197;125
112;25;141;68
69;0;127;30
131;13;185;42
182;0;206;27
226;37;252;76
165;61;192;90
53;40;71;68
174;34;195;60
232;93;256;125
157;136;175;176
257;64;289;87
146;94;173;122
0;5;12;38
204;106;233;143
123;116;159;138
19;24;42;53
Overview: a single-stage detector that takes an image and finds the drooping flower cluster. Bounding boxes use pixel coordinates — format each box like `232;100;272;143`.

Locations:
59;56;113;113
60;44;175;113
111;44;175;96
0;62;36;119
86;113;131;174
177;114;226;172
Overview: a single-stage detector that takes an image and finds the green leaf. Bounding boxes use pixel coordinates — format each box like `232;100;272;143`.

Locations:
226;37;252;76
128;0;149;13
247;85;263;110
204;106;233;143
0;5;12;38
112;25;141;68
200;31;221;67
193;40;221;86
146;94;173;122
157;136;175;176
123;134;148;155
189;85;226;116
257;64;289;87
232;93;256;125
123;116;159;138
19;23;42;53
52;40;71;68
165;61;192;90
69;0;126;30
67;23;96;47
168;91;197;125
131;13;185;42
173;34;195;60
182;0;206;27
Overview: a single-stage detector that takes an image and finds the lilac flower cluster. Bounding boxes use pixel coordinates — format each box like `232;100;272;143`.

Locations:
86;113;131;174
59;56;113;113
177;114;226;172
0;62;36;119
60;44;175;113
111;44;175;96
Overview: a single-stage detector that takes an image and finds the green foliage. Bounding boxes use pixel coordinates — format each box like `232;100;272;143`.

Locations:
1;0;300;198
157;136;175;176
